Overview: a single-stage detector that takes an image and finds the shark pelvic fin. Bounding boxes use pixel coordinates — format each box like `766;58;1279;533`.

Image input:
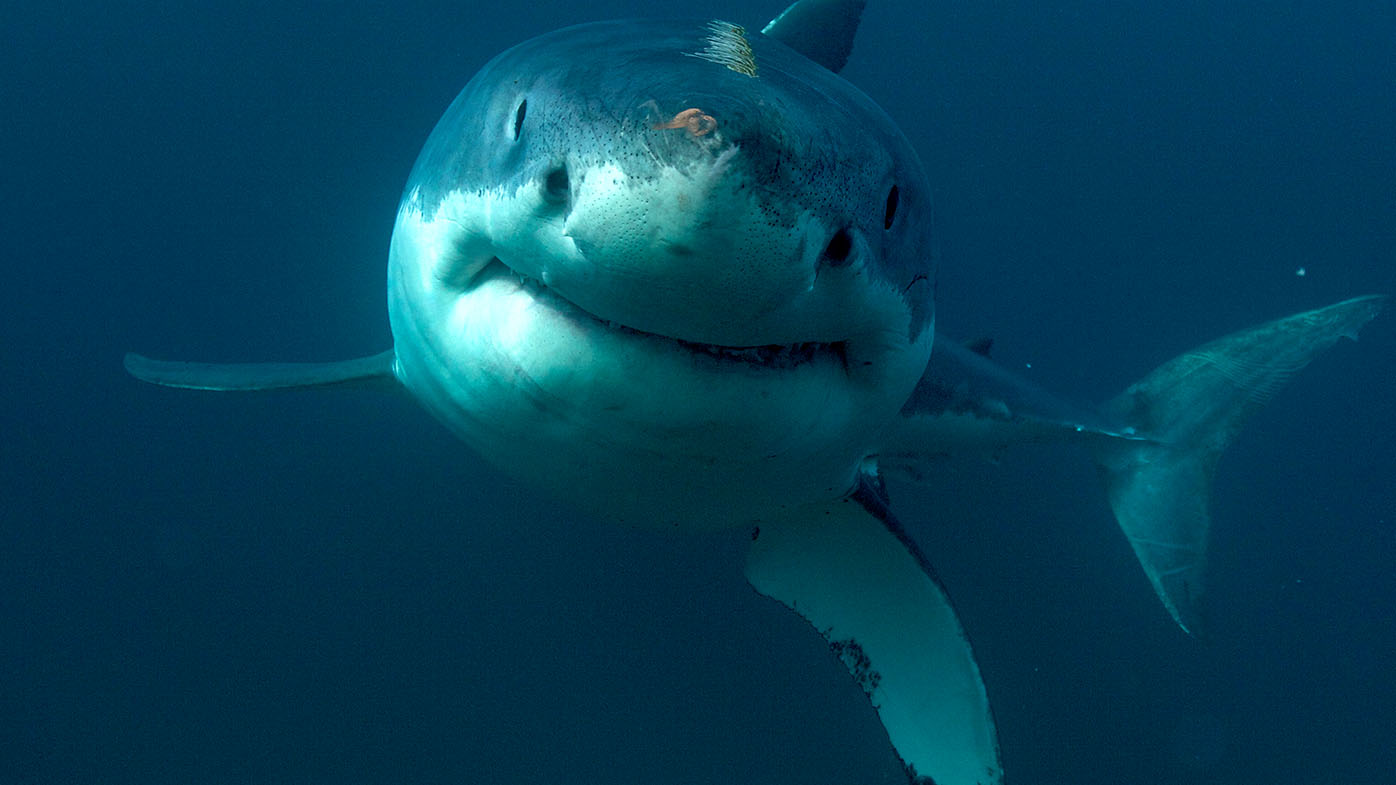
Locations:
124;350;397;391
746;477;1002;785
1095;295;1386;635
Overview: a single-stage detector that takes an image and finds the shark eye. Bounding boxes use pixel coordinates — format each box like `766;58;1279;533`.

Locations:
511;99;528;141
822;227;854;267
543;164;570;204
883;184;900;230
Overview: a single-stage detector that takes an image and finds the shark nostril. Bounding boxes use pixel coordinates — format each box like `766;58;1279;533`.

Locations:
883;184;900;230
512;99;527;141
821;227;854;268
543;164;570;205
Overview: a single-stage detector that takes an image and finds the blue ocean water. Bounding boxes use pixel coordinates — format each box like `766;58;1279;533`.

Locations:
4;1;1393;783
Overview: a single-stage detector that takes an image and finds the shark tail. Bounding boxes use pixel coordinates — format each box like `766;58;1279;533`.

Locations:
1093;295;1386;634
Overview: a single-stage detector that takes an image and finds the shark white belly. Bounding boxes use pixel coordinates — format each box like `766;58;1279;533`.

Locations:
124;2;1386;783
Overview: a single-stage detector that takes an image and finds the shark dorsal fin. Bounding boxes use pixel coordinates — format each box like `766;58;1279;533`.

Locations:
762;0;867;73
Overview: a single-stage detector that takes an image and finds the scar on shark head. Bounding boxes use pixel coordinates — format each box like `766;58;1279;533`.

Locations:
652;108;717;137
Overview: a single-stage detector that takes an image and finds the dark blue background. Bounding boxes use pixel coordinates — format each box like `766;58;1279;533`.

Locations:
5;1;1393;782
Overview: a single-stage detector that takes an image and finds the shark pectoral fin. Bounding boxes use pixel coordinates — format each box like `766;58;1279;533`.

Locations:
123;350;397;391
745;479;1002;785
1095;294;1387;634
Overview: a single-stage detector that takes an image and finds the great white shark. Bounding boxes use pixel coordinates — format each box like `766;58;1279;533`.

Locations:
125;1;1385;783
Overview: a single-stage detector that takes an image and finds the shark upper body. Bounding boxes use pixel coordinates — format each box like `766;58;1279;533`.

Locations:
125;2;1386;783
386;15;935;531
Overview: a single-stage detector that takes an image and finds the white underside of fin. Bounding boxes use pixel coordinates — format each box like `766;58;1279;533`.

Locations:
745;485;1002;785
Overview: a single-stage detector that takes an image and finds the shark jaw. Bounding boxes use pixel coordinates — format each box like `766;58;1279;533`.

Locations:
468;256;850;371
386;191;930;531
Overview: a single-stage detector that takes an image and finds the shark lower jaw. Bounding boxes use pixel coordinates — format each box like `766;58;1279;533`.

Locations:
386;254;875;525
474;257;849;372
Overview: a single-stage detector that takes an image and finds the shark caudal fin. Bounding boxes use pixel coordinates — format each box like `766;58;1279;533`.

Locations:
124;350;397;391
1093;295;1386;634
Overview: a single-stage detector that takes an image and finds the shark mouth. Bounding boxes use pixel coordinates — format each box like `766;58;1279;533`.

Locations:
477;257;846;370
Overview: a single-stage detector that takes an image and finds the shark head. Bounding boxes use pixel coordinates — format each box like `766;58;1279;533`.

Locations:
387;19;935;527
